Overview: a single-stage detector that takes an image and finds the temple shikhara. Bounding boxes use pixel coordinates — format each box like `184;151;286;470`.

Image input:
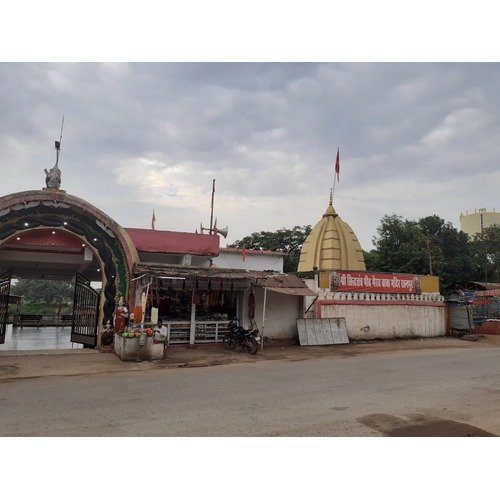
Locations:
298;193;365;272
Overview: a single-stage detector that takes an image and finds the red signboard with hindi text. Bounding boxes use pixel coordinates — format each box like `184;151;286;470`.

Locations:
330;271;421;294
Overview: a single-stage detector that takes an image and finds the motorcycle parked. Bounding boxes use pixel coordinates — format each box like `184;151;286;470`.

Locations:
224;319;260;354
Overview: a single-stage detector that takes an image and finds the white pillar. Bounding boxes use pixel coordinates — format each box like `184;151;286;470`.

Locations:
261;280;268;351
189;291;196;345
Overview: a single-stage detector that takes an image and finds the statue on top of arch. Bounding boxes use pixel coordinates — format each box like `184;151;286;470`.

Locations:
44;163;62;189
44;136;62;189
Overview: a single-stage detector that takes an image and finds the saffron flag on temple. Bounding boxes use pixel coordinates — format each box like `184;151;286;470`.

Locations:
335;147;340;182
241;242;246;262
151;209;156;230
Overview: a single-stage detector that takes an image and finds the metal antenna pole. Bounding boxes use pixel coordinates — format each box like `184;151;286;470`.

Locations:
59;115;65;144
209;179;215;234
55;115;65;167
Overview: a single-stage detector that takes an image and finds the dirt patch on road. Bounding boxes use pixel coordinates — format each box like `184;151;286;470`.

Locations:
0;365;18;375
359;413;497;437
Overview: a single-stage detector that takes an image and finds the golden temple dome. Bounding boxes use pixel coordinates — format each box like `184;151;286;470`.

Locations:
298;193;366;272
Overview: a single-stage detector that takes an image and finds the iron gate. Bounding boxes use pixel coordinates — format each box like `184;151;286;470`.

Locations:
0;271;11;344
71;273;99;347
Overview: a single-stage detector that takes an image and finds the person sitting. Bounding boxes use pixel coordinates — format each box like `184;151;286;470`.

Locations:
154;319;168;343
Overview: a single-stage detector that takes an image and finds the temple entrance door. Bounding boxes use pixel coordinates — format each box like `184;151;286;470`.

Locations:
0;271;11;344
71;273;100;348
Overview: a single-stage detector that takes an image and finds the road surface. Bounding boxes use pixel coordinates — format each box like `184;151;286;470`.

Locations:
1;344;500;436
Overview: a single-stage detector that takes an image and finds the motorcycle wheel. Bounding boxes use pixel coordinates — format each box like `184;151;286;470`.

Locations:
227;337;238;350
245;338;259;355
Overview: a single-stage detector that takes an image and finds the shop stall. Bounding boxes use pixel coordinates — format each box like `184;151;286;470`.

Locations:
127;264;273;346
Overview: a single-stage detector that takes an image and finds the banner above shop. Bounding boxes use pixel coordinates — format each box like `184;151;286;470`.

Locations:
330;271;421;294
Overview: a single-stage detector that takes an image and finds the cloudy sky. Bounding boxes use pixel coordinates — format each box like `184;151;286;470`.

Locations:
1;62;499;250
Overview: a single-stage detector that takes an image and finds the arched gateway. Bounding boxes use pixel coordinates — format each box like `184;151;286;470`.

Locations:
0;189;139;348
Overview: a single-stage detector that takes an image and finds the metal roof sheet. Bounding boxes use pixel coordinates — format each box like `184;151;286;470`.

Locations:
468;281;500;290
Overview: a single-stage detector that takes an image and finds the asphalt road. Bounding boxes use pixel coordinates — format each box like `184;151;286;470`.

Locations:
2;345;500;436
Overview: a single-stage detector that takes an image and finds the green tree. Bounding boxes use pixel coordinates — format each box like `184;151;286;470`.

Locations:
372;214;476;291
470;225;500;283
229;225;312;272
11;279;74;314
372;214;428;274
362;249;380;271
417;215;477;287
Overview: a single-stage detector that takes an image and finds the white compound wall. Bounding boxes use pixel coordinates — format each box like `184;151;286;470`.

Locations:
304;279;447;340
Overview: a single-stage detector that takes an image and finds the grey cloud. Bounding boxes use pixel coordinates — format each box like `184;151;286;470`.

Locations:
1;62;499;250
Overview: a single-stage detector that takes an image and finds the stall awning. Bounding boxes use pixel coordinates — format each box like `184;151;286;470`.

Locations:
133;263;273;291
267;287;317;297
132;263;315;294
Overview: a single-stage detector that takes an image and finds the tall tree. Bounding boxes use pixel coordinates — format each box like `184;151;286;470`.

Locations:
372;214;428;274
470;224;500;283
417;215;476;286
229;225;312;272
372;214;476;291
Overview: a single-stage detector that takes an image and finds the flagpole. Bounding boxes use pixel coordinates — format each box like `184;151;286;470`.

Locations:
332;147;339;201
54;115;64;168
209;178;215;234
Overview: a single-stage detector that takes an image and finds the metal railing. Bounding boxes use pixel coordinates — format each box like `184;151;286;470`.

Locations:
474;298;500;321
194;320;230;343
162;320;230;344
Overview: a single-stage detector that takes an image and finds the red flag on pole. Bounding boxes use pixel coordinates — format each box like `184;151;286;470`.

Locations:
241;242;246;262
151;209;156;230
335;147;340;182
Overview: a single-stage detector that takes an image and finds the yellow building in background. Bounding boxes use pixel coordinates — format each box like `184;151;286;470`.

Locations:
298;193;365;272
460;208;500;237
